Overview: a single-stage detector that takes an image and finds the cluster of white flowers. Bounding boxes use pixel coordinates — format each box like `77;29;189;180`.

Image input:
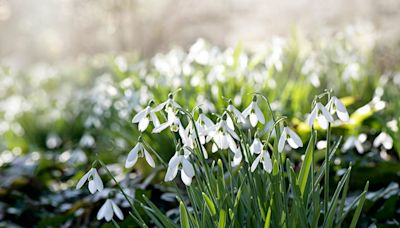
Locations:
76;167;124;222
128;94;308;186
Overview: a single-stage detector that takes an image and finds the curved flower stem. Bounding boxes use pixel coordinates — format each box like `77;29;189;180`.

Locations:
98;160;147;228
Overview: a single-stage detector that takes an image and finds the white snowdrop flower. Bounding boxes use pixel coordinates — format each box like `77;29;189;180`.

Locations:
327;96;349;122
125;142;155;168
152;107;181;133
164;153;195;186
179;123;208;158
97;199;124;222
195;110;215;145
132;101;160;132
152;93;181;113
76;168;104;194
227;101;246;123
278;127;303;153
79;133;95;148
343;134;367;154
207;115;239;151
251;149;272;173
308;102;334;129
373;132;393;150
242;96;265;127
250;137;263;155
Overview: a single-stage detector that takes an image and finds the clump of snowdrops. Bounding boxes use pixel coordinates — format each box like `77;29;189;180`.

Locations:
76;90;368;227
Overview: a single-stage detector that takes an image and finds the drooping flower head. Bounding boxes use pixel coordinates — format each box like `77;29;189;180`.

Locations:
278;126;303;153
242;96;265;127
308;102;334;129
327;96;349;122
125;141;155;168
97;199;124;221
132;100;160;132
164;152;195;186
76;168;104;194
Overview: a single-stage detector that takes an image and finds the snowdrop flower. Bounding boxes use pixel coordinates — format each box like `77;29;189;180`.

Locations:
179;123;208;158
251;149;272;173
164;153;195;186
327;96;349;121
76;168;104;194
373;132;393;150
343;134;367;154
242;96;265;127
152;107;181;133
207;115;239;151
195;109;215;145
132;101;160;132
125;142;155;168
227;100;246;123
250;137;263;155
278;127;303;153
152;93;181;113
308;102;334;129
97;199;124;221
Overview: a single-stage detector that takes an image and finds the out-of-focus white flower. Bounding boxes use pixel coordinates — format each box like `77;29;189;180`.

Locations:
164;153;195;186
327;96;349;121
308;102;334;129
132;101;160;132
250;138;263;155
231;146;243;167
97;199;124;221
79;133;95;148
76;168;104;194
125;142;155;168
278;127;303;153
152;93;181;113
227;101;246;123
152;107;181;133
343;134;367;154
251;149;272;173
195;109;215;145
242;96;265;127
373;132;393;150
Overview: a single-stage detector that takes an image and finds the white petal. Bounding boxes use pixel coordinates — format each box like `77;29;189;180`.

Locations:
152;101;167;112
76;169;91;189
278;128;287;153
287;138;300;149
317;115;329;129
227;134;237;152
138;117;150;132
150;112;160;127
251;154;262;172
144;149;155;168
225;125;239;140
242;104;252;118
212;143;218;153
152;122;170;133
308;107;318;128
97;200;110;220
200;114;214;128
317;103;334;122
355;141;364;154
88;180;97;194
226;116;235;130
249;113;258;127
181;169;193;186
182;158;195;178
165;155;180;181
132;108;148;123
336;109;349;122
112;201;124;220
92;169;104;192
231;150;242;167
254;104;265;124
125;144;140;168
287;128;303;148
343;137;356;151
262;152;272;173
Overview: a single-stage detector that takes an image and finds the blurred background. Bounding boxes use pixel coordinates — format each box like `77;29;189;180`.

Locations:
1;0;400;67
1;0;400;227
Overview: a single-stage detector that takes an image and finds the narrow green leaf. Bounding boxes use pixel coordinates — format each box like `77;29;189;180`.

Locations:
180;201;190;228
349;181;369;228
202;192;216;216
264;206;272;228
298;130;316;195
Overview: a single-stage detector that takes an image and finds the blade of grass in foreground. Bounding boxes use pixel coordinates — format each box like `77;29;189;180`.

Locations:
298;130;316;195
